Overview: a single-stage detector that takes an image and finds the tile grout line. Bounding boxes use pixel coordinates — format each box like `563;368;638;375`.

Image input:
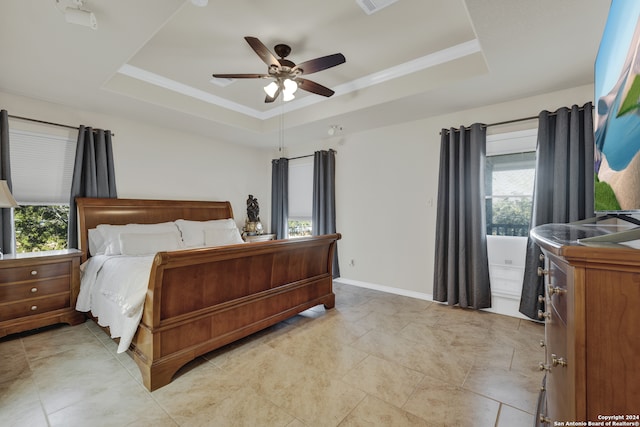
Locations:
19;335;53;427
87;322;182;425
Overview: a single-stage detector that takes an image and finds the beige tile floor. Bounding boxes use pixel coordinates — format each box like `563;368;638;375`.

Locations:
0;282;544;427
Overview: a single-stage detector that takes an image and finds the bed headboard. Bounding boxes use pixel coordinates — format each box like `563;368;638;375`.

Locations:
75;197;234;261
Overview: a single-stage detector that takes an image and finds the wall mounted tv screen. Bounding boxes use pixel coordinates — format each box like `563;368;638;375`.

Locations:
595;0;640;213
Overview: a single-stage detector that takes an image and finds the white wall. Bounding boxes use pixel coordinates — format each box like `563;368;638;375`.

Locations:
286;84;595;312
1;91;273;229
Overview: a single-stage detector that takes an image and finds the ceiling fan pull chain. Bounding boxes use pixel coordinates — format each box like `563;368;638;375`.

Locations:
279;101;285;153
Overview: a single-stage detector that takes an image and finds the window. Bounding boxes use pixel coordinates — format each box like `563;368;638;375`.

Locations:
14;205;70;252
9;128;76;252
288;157;313;237
485;129;537;236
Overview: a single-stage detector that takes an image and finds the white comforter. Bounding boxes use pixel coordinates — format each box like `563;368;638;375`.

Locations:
76;255;155;353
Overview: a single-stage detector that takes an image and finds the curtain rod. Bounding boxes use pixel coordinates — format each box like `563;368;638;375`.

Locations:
8;114;115;137
285;149;338;161
440;114;538;135
441;104;594;135
288;154;314;160
482;115;538;129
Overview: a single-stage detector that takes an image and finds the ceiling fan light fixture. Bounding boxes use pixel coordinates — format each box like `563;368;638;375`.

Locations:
283;91;295;102
264;81;279;97
283;78;298;94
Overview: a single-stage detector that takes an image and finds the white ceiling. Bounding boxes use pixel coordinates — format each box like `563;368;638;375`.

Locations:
0;0;610;149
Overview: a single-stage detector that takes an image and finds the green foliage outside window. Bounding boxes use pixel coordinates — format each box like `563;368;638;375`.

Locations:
492;197;532;226
288;220;312;237
486;197;532;236
14;205;69;253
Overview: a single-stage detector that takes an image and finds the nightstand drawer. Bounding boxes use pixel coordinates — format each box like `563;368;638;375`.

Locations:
0;250;84;337
0;293;70;322
0;262;70;283
0;277;70;303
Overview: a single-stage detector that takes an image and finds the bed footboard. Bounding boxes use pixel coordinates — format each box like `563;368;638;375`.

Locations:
130;233;340;391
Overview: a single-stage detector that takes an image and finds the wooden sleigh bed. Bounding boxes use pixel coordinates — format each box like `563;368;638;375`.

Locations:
76;197;340;391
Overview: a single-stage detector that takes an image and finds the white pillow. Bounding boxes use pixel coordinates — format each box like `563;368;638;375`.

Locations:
204;227;244;247
97;222;179;255
88;228;107;256
119;231;184;256
175;218;238;248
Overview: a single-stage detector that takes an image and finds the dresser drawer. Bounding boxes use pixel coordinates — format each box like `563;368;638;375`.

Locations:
0;293;70;322
545;304;572;421
0;262;70;283
546;256;568;324
0;277;70;303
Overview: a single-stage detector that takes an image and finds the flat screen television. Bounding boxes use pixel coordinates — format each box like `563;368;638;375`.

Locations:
594;0;640;214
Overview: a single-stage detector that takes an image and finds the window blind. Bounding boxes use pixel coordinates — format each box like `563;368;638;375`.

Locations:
288;157;313;219
9;129;77;205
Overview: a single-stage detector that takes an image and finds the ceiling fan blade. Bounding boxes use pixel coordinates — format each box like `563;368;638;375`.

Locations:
297;78;335;97
265;86;282;103
211;73;269;79
292;53;346;75
244;36;280;68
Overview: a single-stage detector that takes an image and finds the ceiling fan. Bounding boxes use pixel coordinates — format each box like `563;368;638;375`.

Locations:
212;36;346;103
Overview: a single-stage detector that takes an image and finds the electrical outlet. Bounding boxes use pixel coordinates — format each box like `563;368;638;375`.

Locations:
349;259;355;266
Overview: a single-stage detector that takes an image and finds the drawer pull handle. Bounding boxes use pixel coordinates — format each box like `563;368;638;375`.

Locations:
538;362;551;372
30;305;38;311
30;287;38;293
539;414;551;425
538;295;546;304
537;267;549;276
539;340;545;348
539;253;545;262
30;270;38;276
538;310;551;320
552;354;567;367
548;285;566;296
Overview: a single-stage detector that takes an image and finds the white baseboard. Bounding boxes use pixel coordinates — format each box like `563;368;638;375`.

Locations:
335;278;433;301
334;277;532;320
483;296;532;320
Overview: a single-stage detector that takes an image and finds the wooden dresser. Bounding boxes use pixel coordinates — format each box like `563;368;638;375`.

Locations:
0;249;84;337
532;224;640;424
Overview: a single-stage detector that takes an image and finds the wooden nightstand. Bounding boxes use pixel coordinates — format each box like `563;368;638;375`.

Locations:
0;249;84;337
242;233;276;243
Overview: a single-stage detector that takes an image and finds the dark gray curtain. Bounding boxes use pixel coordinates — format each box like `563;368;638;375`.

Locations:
0;110;16;255
312;149;340;278
68;126;117;249
433;123;491;309
519;102;594;319
271;157;289;239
